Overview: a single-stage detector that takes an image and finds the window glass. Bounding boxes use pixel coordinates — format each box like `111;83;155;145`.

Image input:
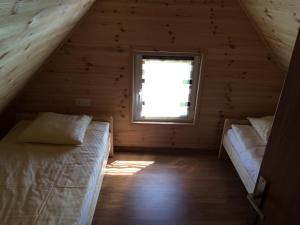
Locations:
140;58;193;119
132;52;202;124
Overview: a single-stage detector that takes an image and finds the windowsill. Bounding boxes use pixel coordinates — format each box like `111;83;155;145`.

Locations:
131;120;197;126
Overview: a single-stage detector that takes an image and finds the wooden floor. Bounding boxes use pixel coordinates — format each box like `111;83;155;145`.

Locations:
92;152;255;225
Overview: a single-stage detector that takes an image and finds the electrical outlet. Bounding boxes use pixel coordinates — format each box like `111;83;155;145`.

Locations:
74;98;91;107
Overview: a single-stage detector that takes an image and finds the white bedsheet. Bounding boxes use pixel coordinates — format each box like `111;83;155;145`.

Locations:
227;126;265;181
0;120;109;225
231;124;265;149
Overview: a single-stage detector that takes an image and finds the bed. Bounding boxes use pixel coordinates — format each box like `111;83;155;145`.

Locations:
0;114;113;225
218;119;267;193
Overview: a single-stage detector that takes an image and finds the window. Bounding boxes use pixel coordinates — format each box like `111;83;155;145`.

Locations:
132;52;202;124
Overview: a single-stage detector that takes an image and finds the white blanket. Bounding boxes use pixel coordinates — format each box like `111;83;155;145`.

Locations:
228;124;266;181
0;121;109;225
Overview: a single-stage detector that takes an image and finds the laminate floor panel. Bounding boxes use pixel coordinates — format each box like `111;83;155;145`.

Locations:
92;152;254;225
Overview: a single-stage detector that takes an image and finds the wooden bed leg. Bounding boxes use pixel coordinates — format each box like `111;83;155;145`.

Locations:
108;135;114;157
108;116;114;158
109;145;114;157
218;145;227;159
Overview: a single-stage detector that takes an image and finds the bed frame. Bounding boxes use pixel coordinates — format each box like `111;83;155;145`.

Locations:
16;112;114;224
85;114;113;225
86;131;111;225
218;118;256;193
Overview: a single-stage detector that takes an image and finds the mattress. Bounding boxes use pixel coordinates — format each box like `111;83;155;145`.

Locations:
227;127;265;181
0;120;110;225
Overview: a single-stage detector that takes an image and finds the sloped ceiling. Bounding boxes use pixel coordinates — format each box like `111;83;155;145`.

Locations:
239;0;300;71
0;0;95;112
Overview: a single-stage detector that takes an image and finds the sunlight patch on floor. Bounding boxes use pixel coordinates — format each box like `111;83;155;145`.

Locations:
104;160;154;176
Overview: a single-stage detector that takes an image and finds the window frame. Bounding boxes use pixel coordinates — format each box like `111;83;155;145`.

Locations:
131;51;203;125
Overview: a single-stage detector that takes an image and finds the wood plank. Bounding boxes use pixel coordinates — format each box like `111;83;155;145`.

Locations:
0;0;96;112
16;0;284;150
255;29;300;225
238;0;300;71
92;152;255;225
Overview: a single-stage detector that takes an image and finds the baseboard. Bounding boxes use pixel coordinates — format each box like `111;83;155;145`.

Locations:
114;146;218;155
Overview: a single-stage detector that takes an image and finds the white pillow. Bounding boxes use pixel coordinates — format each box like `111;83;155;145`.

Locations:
247;116;274;144
18;112;93;145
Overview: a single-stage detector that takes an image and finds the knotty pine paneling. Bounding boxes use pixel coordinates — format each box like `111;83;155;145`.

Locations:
0;0;95;113
239;0;300;71
17;0;284;150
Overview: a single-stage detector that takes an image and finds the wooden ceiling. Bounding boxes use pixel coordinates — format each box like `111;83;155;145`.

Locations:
0;0;95;112
239;0;300;71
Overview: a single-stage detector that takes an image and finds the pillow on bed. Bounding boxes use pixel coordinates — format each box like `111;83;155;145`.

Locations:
247;116;274;144
18;112;93;145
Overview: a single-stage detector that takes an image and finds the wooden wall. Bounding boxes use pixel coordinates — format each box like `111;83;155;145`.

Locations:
239;0;300;71
0;0;95;113
16;0;284;150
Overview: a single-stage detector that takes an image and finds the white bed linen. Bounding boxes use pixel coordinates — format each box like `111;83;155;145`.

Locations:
0;120;109;225
231;124;265;149
227;127;265;181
